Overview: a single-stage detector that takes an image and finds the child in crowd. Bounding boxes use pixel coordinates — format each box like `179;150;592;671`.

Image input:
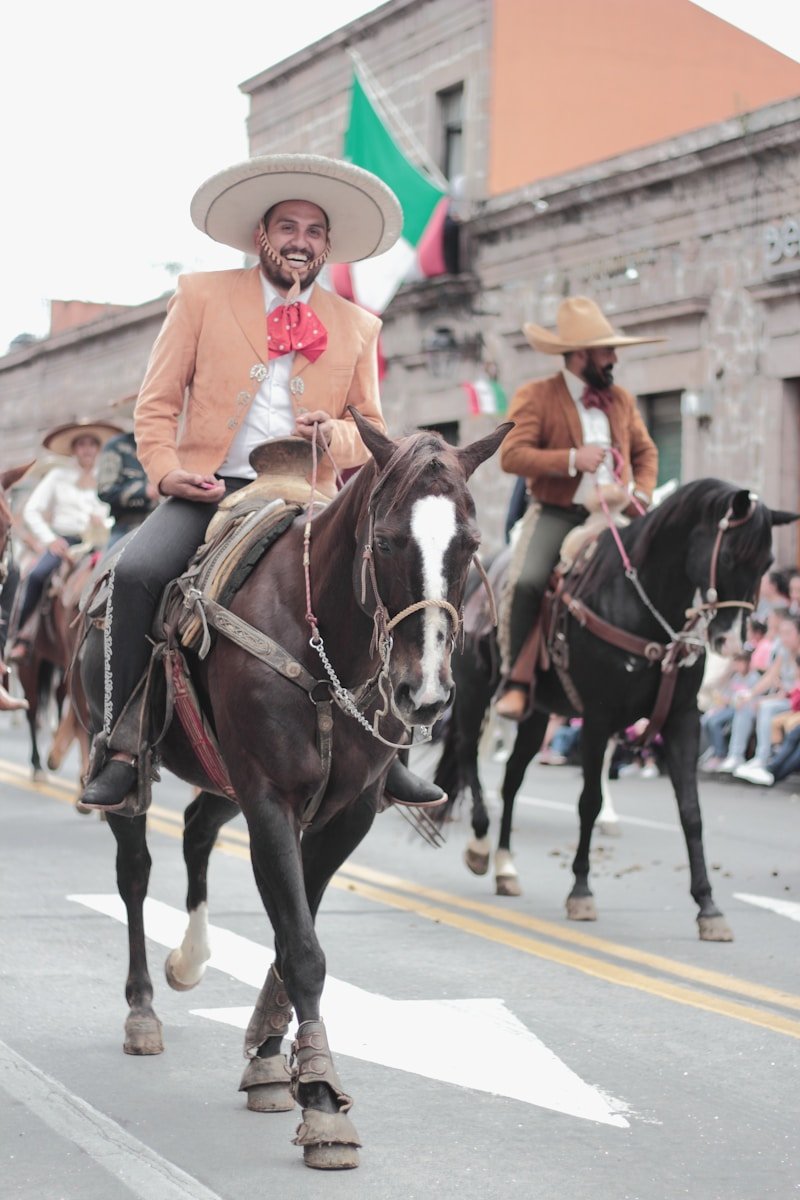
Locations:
699;650;760;772
726;614;800;780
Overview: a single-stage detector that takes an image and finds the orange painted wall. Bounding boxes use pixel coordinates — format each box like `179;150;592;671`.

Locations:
489;0;800;195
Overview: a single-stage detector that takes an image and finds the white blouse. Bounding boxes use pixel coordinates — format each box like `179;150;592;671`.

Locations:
24;466;110;547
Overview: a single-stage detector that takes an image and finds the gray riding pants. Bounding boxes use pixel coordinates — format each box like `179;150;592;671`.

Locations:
103;480;248;738
506;501;587;669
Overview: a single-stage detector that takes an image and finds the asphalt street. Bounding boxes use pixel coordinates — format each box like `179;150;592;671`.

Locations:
1;715;798;1200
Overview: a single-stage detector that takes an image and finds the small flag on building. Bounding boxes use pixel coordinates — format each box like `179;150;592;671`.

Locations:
462;377;508;415
332;68;448;313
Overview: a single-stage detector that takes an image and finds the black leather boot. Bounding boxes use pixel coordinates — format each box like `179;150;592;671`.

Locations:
80;760;138;813
383;758;446;808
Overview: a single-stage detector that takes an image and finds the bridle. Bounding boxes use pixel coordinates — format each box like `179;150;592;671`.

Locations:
598;489;759;655
302;431;492;748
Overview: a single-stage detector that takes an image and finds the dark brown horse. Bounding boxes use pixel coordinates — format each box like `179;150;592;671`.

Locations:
16;551;93;784
434;480;797;940
79;413;509;1170
0;463;36;710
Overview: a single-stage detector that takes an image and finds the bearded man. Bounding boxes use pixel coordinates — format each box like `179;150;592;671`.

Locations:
81;153;444;812
495;296;661;720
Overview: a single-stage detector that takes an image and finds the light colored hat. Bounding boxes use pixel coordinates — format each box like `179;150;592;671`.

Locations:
42;418;123;457
523;296;666;355
190;153;403;263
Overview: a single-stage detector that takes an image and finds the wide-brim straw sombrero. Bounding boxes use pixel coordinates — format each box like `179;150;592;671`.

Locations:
190;153;403;263
523;296;666;355
43;419;123;458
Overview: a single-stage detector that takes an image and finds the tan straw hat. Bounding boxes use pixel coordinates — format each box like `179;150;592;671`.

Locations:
523;296;666;355
190;153;403;263
42;418;123;458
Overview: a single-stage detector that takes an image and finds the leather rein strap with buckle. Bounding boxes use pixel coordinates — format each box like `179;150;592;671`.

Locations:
553;496;759;744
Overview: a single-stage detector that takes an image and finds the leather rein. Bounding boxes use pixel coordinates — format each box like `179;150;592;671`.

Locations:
550;494;759;744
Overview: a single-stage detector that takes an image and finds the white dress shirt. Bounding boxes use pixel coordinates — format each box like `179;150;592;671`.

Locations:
218;274;314;479
561;368;614;505
24;466;110;546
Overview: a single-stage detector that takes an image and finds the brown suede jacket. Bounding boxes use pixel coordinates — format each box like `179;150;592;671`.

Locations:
500;372;658;507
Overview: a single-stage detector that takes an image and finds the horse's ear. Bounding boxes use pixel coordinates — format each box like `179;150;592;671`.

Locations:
348;406;396;471
769;508;800;527
0;460;35;492
457;422;514;481
731;489;755;520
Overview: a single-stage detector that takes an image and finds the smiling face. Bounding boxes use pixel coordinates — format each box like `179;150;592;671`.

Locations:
258;200;330;295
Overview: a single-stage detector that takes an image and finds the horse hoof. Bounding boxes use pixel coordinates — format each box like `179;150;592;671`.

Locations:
464;836;491;876
303;1143;360;1170
239;1055;294;1112
496;873;522;897
124;1013;164;1055
294;1109;361;1169
698;915;734;942
164;948;204;992
598;820;622;838
32;767;45;782
246;1083;295;1113
46;756;59;772
566;895;597;921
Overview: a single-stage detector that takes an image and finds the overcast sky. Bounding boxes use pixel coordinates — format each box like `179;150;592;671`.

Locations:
2;0;799;356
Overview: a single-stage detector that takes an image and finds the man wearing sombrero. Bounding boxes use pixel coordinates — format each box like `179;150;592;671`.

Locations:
81;153;445;812
8;419;118;663
496;296;661;720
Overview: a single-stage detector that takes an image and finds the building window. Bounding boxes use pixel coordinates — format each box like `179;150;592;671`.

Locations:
419;420;460;446
437;84;464;181
638;392;682;486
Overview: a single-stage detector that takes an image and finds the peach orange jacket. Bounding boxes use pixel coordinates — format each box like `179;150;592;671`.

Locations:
134;267;386;499
500;372;658;507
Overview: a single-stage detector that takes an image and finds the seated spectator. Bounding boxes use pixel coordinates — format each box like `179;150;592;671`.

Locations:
611;719;663;779
788;569;800;617
539;717;582;765
722;614;800;779
696;630;740;714
698;651;760;772
754;569;789;621
744;616;771;673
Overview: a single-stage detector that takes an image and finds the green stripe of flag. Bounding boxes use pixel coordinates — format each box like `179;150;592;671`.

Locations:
344;71;445;247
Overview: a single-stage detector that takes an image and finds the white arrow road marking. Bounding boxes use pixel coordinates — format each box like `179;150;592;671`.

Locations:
735;893;800;924
69;893;631;1128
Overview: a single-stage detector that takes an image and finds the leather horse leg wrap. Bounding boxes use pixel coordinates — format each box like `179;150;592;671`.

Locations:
290;1020;361;1163
238;964;295;1112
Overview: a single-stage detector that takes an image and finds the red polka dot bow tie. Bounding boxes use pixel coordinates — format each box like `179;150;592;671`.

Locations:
267;302;328;363
580;386;613;413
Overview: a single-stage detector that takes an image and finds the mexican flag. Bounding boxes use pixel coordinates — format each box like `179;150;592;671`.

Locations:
462;377;508;416
332;69;448;313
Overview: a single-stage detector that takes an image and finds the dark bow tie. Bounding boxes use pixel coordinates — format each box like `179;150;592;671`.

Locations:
580;386;612;413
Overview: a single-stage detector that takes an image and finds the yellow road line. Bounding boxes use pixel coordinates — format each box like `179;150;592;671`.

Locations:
5;759;800;1040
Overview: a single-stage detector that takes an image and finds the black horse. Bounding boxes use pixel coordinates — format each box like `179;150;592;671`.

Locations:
434;479;796;940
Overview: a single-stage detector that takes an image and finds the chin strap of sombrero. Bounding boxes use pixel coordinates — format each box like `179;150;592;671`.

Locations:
257;221;331;301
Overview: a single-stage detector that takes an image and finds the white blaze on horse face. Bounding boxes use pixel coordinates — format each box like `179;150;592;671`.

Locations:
410;495;457;708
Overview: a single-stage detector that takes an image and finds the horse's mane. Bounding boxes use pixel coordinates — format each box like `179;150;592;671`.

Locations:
585;478;771;590
367;431;464;512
